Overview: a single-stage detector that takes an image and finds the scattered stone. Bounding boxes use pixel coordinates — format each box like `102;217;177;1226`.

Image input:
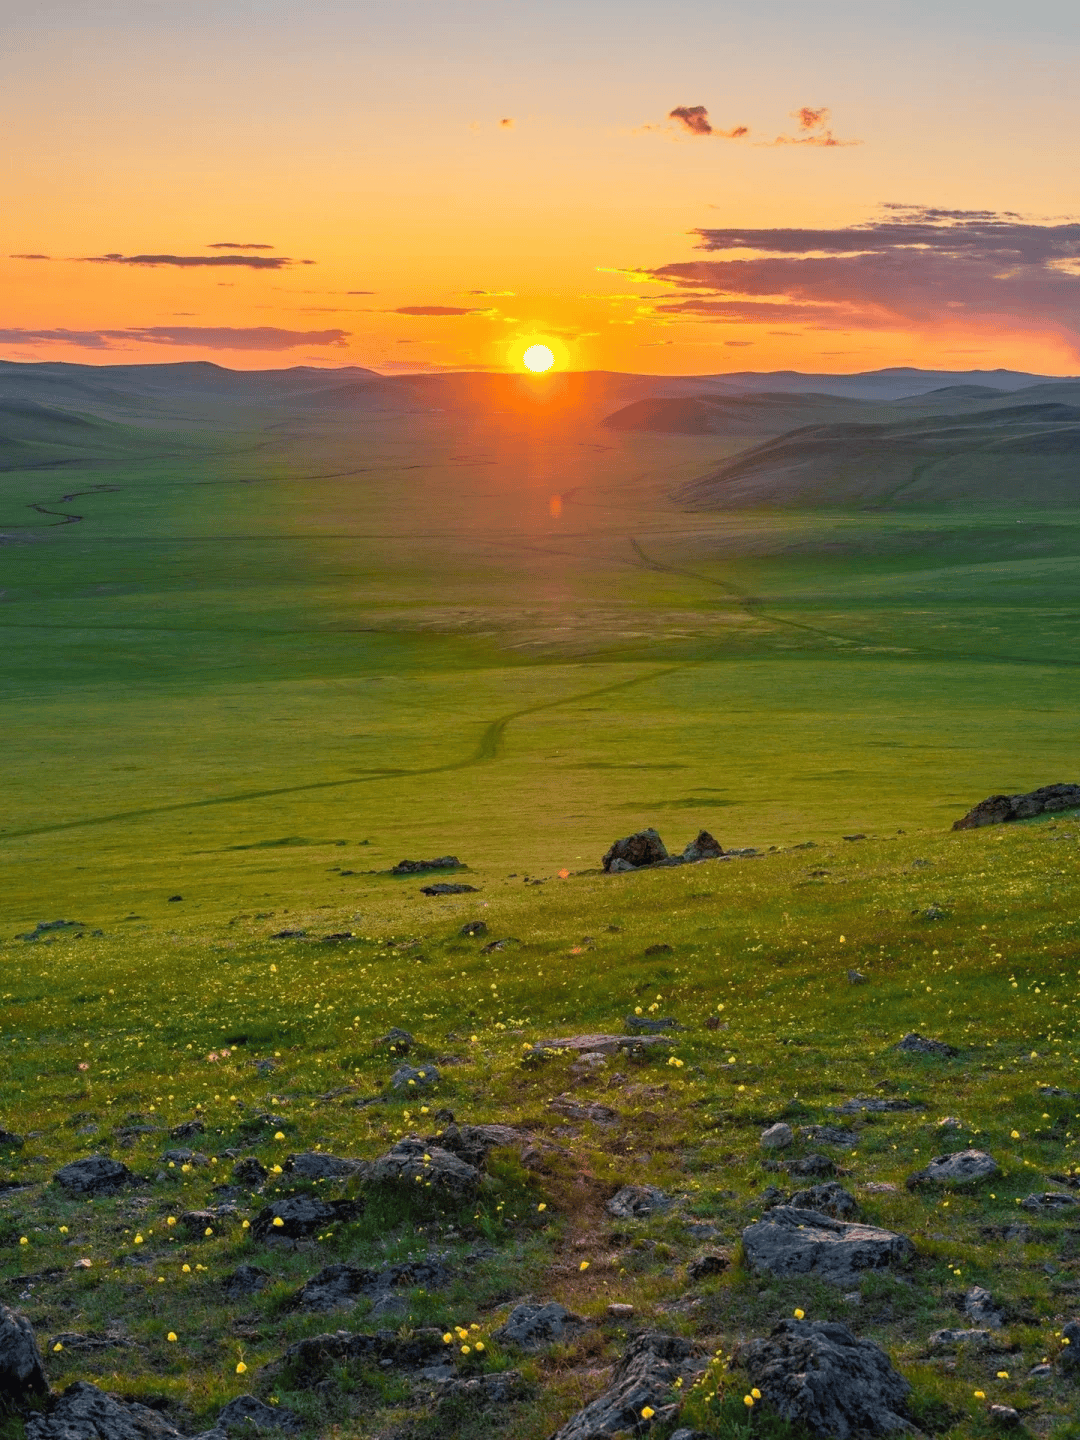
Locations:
926;1329;1003;1353
1029;1364;1052;1379
231;1157;268;1187
459;921;488;937
988;1405;1021;1427
494;1303;584;1350
222;1265;271;1299
379;1027;413;1055
292;1265;372;1311
285;1151;368;1182
735;1318;913;1439
760;1123;794;1150
682;830;724;862
831;1097;923;1115
217;1396;302;1433
251;1195;360;1241
47;1331;133;1353
270;929;307;940
624;1014;679;1033
848;970;867;984
268;1329;445;1386
788;1183;858;1220
606;1184;672;1219
801;1125;856;1146
1020;1191;1079;1212
953;783;1080;830
550;1331;706;1440
170;1120;205;1139
393;857;462;874
26;1383;186;1440
937;1117;962;1130
0;1303;47;1406
894;1032;958;1059
480;937;519;953
532;1033;674;1057
864;1182;899;1194
430;1371;526;1406
1061;1318;1080;1373
742;1207;912;1286
607;859;636;873
390;1064;439;1091
906;1150;1000;1189
420;883;476;896
0;1129;25;1150
549;1096;619;1127
787;1154;835;1178
369;1138;481;1201
842;834;867;843
688;1253;728;1280
964;1285;1005;1329
15;920;86;942
643;942;673;955
602;829;669;872
429;1122;529;1169
607;1303;634;1319
53;1156;131;1196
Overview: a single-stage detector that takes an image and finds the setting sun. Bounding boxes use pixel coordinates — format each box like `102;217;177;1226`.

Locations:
522;344;554;373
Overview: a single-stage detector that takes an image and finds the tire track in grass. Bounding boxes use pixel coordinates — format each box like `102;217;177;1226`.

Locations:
0;665;686;841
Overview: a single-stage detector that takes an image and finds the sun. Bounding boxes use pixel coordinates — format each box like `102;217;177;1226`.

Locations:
522;343;554;373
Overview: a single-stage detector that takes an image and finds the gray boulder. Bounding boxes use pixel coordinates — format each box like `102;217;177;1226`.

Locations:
906;1150;999;1189
285;1151;367;1182
953;783;1080;830
378;1028;413;1055
390;1064;440;1091
251;1194;360;1240
624;1015;680;1034
735;1319;914;1438
607;858;635;873
964;1285;1005;1329
221;1266;270;1299
231;1158;268;1187
894;1033;958;1058
606;1184;672;1219
427;1122;528;1169
217;1397;301;1434
760;1123;794;1150
532;1033;674;1057
420;883;476;896
1061;1317;1080;1373
602;829;668;872
26;1382;185;1440
0;1304;47;1406
53;1156;131;1196
268;1329;445;1386
392;857;461;874
787;1183;858;1220
369;1138;481;1200
682;831;724;862
292;1264;373;1311
493;1302;583;1350
742;1207;912;1286
550;1332;705;1440
926;1328;1002;1353
1021;1191;1079;1212
831;1097;923;1115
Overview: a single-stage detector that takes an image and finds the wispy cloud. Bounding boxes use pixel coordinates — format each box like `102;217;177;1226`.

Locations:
392;305;495;317
9;252;51;260
0;325;349;351
499;117;515;129
759;105;860;147
640;206;1080;351
79;252;313;269
668;105;748;139
207;241;275;250
464;289;516;297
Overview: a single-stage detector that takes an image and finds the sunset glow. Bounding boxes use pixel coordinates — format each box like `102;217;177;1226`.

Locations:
523;344;555;373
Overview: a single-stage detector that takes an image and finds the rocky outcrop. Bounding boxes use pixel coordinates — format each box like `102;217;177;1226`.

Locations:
392;857;462;874
428;1122;529;1169
894;1033;958;1058
742;1207;912;1286
217;1397;301;1434
606;1184;672;1219
953;783;1080;830
735;1319;914;1438
284;1151;368;1181
26;1382;187;1440
251;1194;360;1240
550;1332;706;1440
493;1303;584;1350
53;1156;132;1196
268;1329;445;1386
0;1304;47;1407
906;1150;999;1189
787;1183;858;1220
368;1138;481;1200
602;829;669;871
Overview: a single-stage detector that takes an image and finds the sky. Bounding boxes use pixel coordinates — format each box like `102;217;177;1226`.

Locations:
4;0;1080;375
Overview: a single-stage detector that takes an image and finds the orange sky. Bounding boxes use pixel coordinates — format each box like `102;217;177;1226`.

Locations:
4;1;1080;375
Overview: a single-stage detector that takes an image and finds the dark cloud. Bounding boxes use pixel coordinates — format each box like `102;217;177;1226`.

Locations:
207;241;275;250
0;326;348;351
347;290;375;295
640;207;1080;350
465;289;516;296
80;252;312;269
724;340;754;346
757;104;859;147
9;252;51;260
668;105;747;139
499;117;514;129
392;305;493;316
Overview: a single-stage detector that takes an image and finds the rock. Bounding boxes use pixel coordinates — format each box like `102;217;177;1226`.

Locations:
742;1207;912;1286
801;1125;857;1146
161;1148;207;1166
291;1264;371;1310
669;1431;711;1440
1020;1191;1079;1212
420;883;476;896
217;1397;302;1433
848;970;867;984
15;920;86;941
687;1253;728;1280
493;1302;584;1350
1061;1317;1080;1372
760;1123;794;1150
549;1096;620;1127
379;1027;413;1054
222;1265;271;1299
938;1117;963;1130
607;1303;634;1319
532;1033;674;1057
989;1405;1021;1427
964;1285;1005;1329
682;831;724;862
643;943;673;955
431;1371;526;1406
268;1329;445;1385
0;1129;25;1149
0;1304;47;1406
550;1331;706;1440
865;1182;898;1194
459;921;487;937
788;1183;858;1220
170;1120;204;1139
906;1150;1000;1188
392;856;462;874
831;1097;923;1114
953;783;1080;830
269;929;306;940
251;1195;360;1240
926;1328;1003;1353
368;1138;481;1201
231;1157;268;1187
26;1382;186;1440
735;1318;913;1438
787;1154;835;1178
624;1015;679;1034
181;1209;233;1236
428;1122;529;1169
606;1184;672;1219
285;1151;368;1182
53;1156;131;1196
480;937;519;953
894;1032;958;1058
48;1332;133;1354
601;829;669;872
607;859;635;873
390;1064;439;1091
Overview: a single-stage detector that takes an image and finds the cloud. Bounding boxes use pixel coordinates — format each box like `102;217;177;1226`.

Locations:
465;289;516;296
499;117;514;129
639;206;1080;351
724;340;754;346
9;252;51;260
793;106;829;130
347;289;375;295
207;241;275;250
80;252;312;269
759;105;859;147
392;305;494;316
0;325;349;351
668;105;748;139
